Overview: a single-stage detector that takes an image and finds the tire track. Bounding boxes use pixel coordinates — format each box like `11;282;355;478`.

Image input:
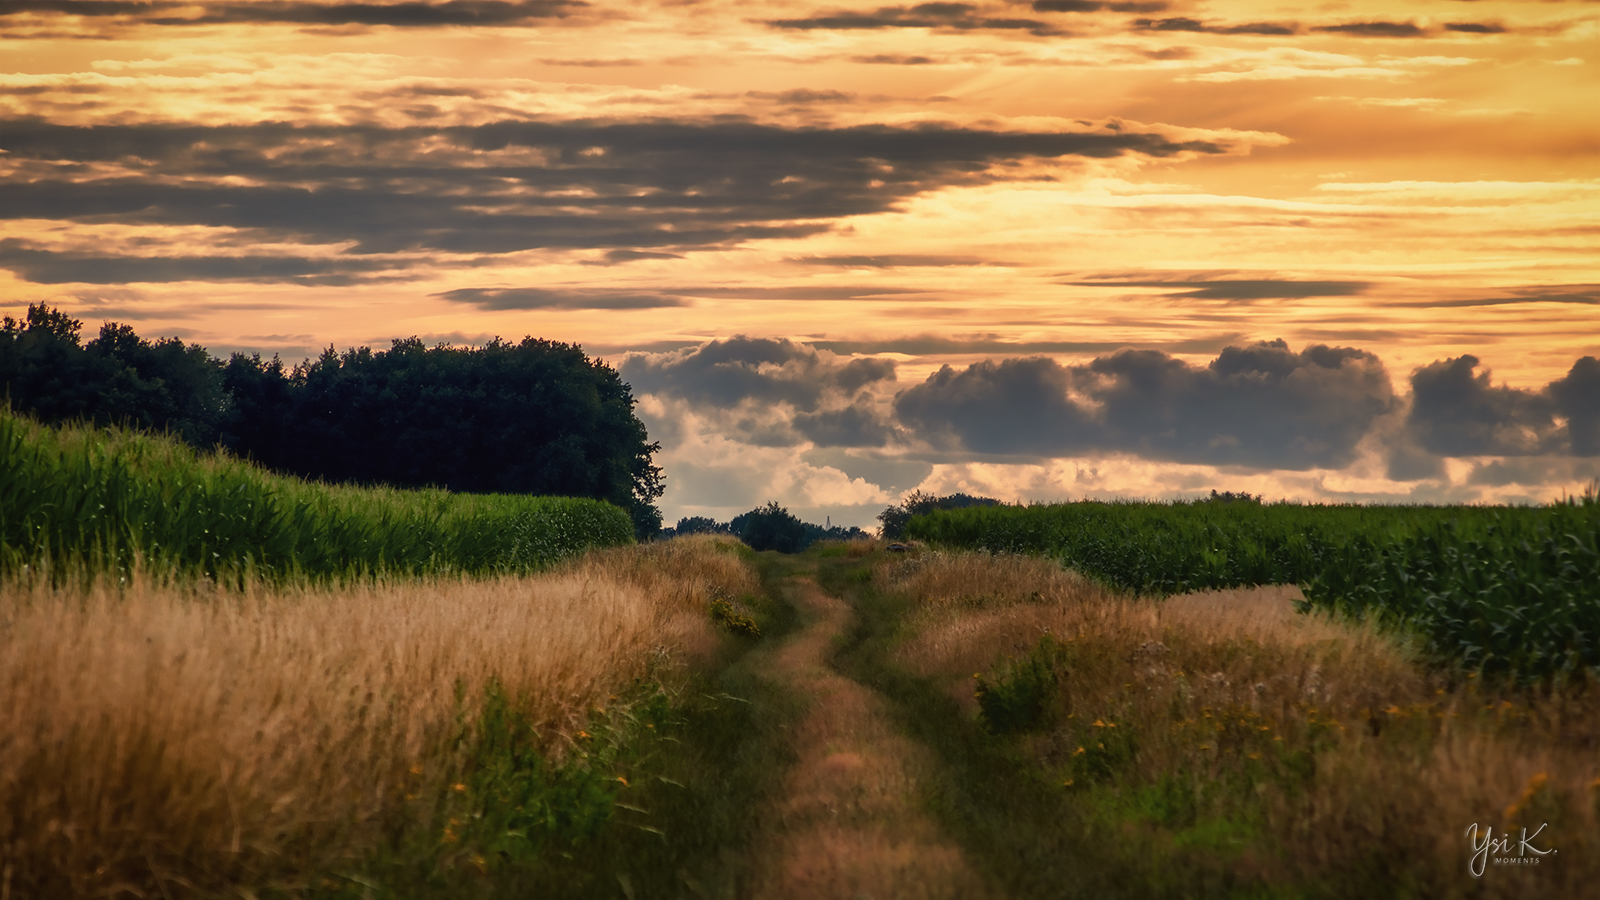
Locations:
745;575;993;900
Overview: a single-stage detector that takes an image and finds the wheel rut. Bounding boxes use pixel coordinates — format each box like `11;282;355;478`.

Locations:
743;573;993;900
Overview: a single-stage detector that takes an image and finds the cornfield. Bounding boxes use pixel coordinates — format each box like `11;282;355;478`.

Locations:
0;408;634;582
906;493;1600;679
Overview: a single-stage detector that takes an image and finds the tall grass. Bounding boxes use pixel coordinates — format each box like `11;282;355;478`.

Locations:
0;408;633;582
876;550;1600;898
906;496;1600;679
0;535;757;897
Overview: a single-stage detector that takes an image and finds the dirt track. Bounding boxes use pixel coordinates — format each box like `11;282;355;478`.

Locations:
744;576;991;900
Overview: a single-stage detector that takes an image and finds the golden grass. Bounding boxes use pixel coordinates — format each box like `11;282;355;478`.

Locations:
878;550;1600;897
0;535;753;897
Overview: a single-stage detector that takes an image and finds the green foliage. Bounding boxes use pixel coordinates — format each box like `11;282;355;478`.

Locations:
1;305;665;538
976;635;1070;734
729;501;809;553
0;408;633;582
708;597;762;638
877;490;1001;539
908;496;1600;680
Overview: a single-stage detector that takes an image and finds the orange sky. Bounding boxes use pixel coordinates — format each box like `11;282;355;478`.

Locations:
2;0;1597;525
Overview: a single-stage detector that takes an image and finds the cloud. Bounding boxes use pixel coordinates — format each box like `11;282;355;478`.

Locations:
2;0;586;27
1390;284;1600;309
894;340;1397;468
794;402;900;448
1550;356;1600;456
0;239;402;285
787;254;995;268
766;4;1061;36
800;447;933;491
806;334;1246;355
850;54;938;64
1311;22;1425;38
1132;17;1297;36
620;337;898;417
1445;22;1506;34
1069;278;1368;300
1033;0;1168;11
432;287;687;309
0;118;1228;284
1405;355;1557;456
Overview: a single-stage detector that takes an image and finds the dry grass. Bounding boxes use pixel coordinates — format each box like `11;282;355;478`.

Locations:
0;535;752;898
878;550;1600;897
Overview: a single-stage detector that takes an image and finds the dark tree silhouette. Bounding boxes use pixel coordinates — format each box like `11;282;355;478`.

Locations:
2;306;665;536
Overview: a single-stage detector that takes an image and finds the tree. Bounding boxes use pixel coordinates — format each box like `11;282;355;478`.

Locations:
220;336;664;537
877;491;1003;539
0;304;225;444
1;308;665;536
730;501;809;553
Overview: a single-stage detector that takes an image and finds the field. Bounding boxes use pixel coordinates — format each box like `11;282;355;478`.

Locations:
0;408;633;582
906;497;1600;680
4;413;1596;898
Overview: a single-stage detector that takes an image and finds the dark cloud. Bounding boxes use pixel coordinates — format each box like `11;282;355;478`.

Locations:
1132;17;1296;35
1405;356;1557;456
1392;285;1599;309
620;337;898;418
794;402;899;447
1312;21;1425;37
1385;437;1447;481
766;4;1061;35
895;357;1095;456
0;239;401;285
850;54;938;64
1550;356;1600;456
0;118;1226;284
807;334;1246;355
894;340;1396;468
432;287;687;309
747;89;857;104
1032;0;1100;11
589;249;685;265
3;0;585;26
1071;279;1368;300
1031;0;1168;11
787;254;994;267
800;447;933;490
1445;22;1506;33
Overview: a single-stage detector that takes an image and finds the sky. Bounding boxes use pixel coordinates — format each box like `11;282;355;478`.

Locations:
2;0;1598;527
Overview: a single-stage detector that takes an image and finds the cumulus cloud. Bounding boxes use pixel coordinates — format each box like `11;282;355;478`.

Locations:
0;118;1226;285
621;336;897;417
895;340;1397;468
1405;355;1558;456
1402;355;1600;458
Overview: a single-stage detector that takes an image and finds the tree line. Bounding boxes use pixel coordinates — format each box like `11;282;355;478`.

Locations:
662;491;1003;553
1;304;664;536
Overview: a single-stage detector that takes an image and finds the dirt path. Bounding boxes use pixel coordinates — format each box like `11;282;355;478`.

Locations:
745;574;992;900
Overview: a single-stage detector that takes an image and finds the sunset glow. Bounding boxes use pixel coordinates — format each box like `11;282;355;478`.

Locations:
3;0;1597;525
